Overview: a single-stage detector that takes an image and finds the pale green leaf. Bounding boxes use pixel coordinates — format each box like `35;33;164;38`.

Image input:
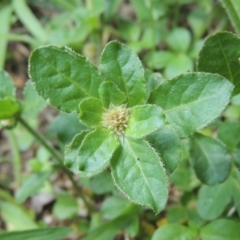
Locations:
0;71;15;98
149;73;234;137
197;182;231;220
190;134;231;185
79;97;103;127
67;128;119;177
126;104;165;139
29;46;102;112
197;32;240;95
99;41;146;107
146;125;182;173
99;81;126;107
111;138;168;213
200;219;240;240
152;224;198;240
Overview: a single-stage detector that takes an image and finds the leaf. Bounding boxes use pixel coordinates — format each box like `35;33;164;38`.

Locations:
79;97;103;127
146;125;182;173
190;133;231;185
220;0;240;35
0;71;15;98
15;171;51;204
66;128;119;177
22;81;46;118
230;168;240;216
125;104;165;139
197;182;231;220
99;41;146;107
0;227;72;240
197;32;240;95
29;46;102;112
0;98;21;120
149;73;234;138
200;219;240;240
0;201;38;230
111;138;168;213
152;224;198;240
98;81;126;107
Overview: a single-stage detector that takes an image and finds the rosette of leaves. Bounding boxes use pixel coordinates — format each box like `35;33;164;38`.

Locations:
29;41;233;213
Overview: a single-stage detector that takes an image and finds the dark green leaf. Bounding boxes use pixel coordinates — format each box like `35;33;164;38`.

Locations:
29;46;102;112
150;73;233;137
190;134;231;185
99;41;146;107
198;32;240;94
111;138;168;213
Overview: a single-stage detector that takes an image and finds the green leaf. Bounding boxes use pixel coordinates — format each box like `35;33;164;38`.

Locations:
0;201;38;230
197;32;240;95
0;98;21;120
111;138;168;213
67;128;119;177
152;224;198;240
218;121;240;150
99;81;126;107
79;97;103;127
16;171;51;204
166;28;191;53
22;81;46;118
126;104;165;139
29;46;102;112
197;181;231;220
0;71;15;98
146;125;182;173
200;219;240;240
149;73;234;138
190;134;231;185
230;168;240;216
53;195;78;220
99;41;146;107
220;0;240;35
0;227;72;240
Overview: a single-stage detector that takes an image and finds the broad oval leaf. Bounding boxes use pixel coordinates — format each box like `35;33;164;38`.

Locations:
0;98;21;120
190;133;231;185
79;97;103;127
200;219;240;240
99;41;146;107
152;224;198;240
99;81;126;107
146;125;182;173
197;32;240;95
197;182;231;221
67;128;119;177
111;138;168;213
125;104;165;139
149;73;234;138
0;71;15;98
29;46;102;112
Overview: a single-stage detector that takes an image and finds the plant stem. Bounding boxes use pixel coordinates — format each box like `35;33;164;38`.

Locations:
18;116;93;213
6;130;21;187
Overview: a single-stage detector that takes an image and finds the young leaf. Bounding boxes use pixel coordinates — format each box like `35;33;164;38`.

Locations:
197;32;240;95
146;125;182;173
0;98;21;120
197;182;231;220
190;133;231;185
79;97;103;127
0;227;72;240
111;138;168;213
149;73;234;138
99;81;126;107
99;41;146;107
125;104;165;139
0;71;15;98
29;46;102;112
200;219;240;240
152;224;198;240
67;128;119;177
